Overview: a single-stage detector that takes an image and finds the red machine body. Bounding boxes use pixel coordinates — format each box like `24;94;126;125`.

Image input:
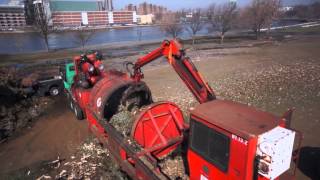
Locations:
187;100;288;180
128;39;300;180
68;41;301;180
70;51;121;118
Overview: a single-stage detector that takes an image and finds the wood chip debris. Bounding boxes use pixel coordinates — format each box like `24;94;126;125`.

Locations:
159;155;189;180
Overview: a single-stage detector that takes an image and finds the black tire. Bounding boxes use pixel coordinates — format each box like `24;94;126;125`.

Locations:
66;93;74;110
70;99;74;110
49;86;60;96
74;103;85;120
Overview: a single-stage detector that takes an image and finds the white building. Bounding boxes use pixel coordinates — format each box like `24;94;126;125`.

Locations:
137;14;153;25
280;6;293;12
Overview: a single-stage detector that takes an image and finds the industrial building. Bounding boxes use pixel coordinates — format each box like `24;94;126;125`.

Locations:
136;2;167;15
124;3;137;12
50;0;137;27
123;2;168;25
0;0;26;29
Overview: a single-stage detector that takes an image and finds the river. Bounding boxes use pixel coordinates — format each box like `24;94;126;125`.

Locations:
0;19;307;54
0;25;211;54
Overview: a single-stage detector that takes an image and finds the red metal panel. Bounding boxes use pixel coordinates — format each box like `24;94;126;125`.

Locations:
188;118;231;180
228;135;249;179
188;149;229;180
72;87;91;110
188;115;260;180
131;102;186;159
244;138;258;180
88;73;131;119
191;100;279;139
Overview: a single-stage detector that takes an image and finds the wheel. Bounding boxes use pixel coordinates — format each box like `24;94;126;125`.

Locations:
67;93;74;110
74;103;85;120
49;86;60;96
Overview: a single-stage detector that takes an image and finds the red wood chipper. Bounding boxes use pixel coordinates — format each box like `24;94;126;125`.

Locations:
67;40;302;180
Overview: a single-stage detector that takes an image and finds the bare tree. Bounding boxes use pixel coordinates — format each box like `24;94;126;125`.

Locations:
160;13;183;38
207;3;237;44
25;0;35;25
176;8;188;22
34;2;51;51
186;9;203;46
308;2;320;19
74;28;95;51
206;4;216;23
241;0;281;39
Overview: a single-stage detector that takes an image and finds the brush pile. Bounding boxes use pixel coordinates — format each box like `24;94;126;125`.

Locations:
159;154;188;180
0;67;53;142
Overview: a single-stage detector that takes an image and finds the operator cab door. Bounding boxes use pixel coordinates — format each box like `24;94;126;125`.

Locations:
188;117;249;180
67;64;75;84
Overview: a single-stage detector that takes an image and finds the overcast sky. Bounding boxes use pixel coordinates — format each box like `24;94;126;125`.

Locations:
114;0;320;10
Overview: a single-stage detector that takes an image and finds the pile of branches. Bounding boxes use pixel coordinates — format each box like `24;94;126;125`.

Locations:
0;67;51;141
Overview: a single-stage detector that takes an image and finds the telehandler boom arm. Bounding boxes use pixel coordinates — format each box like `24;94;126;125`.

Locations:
132;39;216;104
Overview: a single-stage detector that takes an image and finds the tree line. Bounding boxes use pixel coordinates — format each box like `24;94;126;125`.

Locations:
160;0;319;44
32;0;319;51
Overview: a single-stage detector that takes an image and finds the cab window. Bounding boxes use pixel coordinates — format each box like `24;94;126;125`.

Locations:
69;65;75;71
190;119;230;172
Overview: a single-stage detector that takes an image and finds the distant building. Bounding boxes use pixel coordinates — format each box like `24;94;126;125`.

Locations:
280;6;293;12
124;3;136;11
49;0;103;26
135;2;167;15
113;10;136;24
50;0;102;12
103;0;113;11
0;0;26;29
228;0;237;8
50;0;136;27
137;14;153;24
137;2;146;15
186;12;192;18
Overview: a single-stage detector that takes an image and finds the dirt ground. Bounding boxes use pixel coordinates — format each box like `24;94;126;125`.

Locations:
0;34;319;179
0;96;89;175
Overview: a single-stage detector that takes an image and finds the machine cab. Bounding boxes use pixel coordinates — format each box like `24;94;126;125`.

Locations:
61;63;75;91
188;100;296;180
